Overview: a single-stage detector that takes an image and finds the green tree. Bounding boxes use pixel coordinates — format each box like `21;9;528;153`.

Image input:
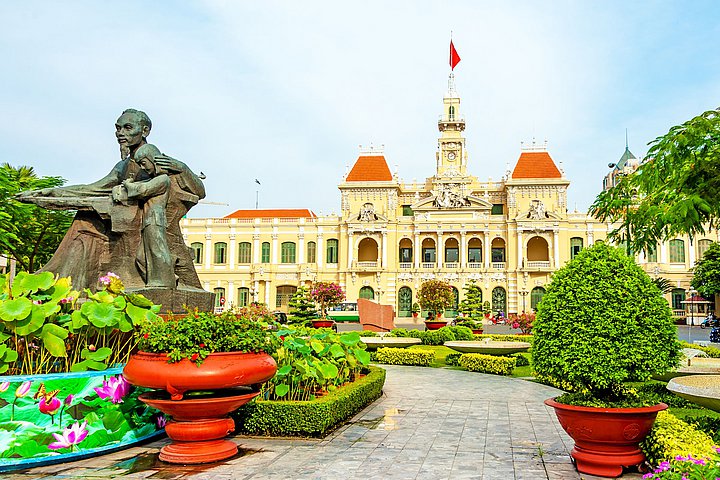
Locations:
691;242;720;300
288;285;317;325
417;280;454;317
0;164;73;272
457;280;484;321
590;108;720;253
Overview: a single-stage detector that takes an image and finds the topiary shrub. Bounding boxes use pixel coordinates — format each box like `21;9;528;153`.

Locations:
447;325;474;341
375;347;434;366
459;353;516;375
532;242;681;405
445;352;462;366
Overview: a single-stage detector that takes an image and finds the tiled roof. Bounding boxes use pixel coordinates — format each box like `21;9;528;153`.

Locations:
511;151;562;179
346;155;393;182
224;209;315;219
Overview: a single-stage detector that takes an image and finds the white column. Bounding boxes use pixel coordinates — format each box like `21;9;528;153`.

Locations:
553;228;560;267
317;232;324;268
253;233;260;264
381;232;388;268
414;233;421;268
483;232;490;269
347;232;355;269
265;281;271;306
517;229;523;267
228;233;237;269
228;280;235;308
437;232;444;268
689;239;697;267
204;233;212;269
271;231;278;264
298;232;305;264
253;280;260;302
460;232;467;268
660;241;668;264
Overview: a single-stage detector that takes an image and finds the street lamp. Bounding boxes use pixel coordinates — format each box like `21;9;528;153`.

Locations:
519;289;529;313
689;288;698;327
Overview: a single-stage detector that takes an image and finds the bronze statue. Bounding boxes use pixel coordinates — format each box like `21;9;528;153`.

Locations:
17;109;213;312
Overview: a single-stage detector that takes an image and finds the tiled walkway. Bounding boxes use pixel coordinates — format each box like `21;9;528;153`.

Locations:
9;366;643;479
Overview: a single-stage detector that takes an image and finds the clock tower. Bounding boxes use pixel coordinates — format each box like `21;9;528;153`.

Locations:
436;73;468;178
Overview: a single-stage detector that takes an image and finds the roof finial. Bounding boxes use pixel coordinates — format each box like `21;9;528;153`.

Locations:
625;128;629;150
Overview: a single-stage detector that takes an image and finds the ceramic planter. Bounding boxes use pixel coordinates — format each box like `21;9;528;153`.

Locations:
123;351;277;464
311;319;335;328
545;398;667;478
424;320;447;330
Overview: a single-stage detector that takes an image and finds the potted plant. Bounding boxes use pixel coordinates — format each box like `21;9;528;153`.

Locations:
123;309;280;464
411;302;421;319
482;300;492;319
533;242;681;477
418;280;454;330
309;281;345;328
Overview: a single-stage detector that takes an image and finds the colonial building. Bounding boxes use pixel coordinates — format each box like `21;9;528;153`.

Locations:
181;74;716;321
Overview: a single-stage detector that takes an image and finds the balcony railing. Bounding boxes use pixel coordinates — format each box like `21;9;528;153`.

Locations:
526;261;550;268
491;262;506;269
399;263;413;269
444;262;459;269
356;261;378;268
468;262;483;269
421;262;436;269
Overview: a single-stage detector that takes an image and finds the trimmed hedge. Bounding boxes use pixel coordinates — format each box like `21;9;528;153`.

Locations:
641;411;717;466
459;353;516;375
375;347;434;366
512;353;530;367
235;365;386;437
388;326;474;345
446;352;462;366
475;334;534;344
680;341;720;358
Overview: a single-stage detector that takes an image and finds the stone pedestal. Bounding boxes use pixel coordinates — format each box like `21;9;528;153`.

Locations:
129;287;215;314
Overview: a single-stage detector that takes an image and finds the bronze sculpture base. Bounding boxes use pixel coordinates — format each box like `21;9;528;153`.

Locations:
129;287;215;314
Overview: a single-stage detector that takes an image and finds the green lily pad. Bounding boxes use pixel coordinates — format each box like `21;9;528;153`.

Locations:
0;297;32;322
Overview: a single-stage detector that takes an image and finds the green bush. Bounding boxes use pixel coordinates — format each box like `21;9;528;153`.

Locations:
459;353;516;375
684;415;720;444
236;365;386;437
447;326;474;341
358;330;378;337
476;334;534;344
634;382;697;408
445;352;462;366
680;341;720;358
641;411;717;466
532;242;681;404
512;353;530;367
375;347;434;366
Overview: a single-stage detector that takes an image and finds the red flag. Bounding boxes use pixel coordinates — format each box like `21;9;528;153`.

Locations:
450;40;461;70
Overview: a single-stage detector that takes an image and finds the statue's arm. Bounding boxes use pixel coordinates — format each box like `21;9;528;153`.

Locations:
154;154;206;199
20;161;126;198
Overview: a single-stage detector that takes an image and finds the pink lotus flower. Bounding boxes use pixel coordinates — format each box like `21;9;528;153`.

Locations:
94;375;130;403
47;421;88;450
64;394;74;406
16;381;31;398
0;381;9;392
156;416;167;429
39;396;62;416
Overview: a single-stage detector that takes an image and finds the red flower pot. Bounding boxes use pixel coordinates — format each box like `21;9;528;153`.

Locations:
312;319;335;328
544;398;667;478
424;320;447;330
123;352;277;464
471;329;483;335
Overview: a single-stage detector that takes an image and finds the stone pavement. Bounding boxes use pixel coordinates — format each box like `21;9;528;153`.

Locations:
9;366;643;480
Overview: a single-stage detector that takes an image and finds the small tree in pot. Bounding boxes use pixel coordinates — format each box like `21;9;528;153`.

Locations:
533;242;681;477
418;280;454;329
310;281;345;327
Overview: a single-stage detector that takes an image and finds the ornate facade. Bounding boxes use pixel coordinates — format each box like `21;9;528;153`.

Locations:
181;74;715;319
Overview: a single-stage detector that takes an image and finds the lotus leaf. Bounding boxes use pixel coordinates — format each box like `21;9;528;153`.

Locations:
39;323;69;357
274;384;290;397
11;304;46;335
0;297;32;322
127;293;154;308
82;302;124;328
11;271;54;297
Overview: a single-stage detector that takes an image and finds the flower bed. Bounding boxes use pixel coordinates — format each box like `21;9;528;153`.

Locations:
0;367;163;471
235;365;386;436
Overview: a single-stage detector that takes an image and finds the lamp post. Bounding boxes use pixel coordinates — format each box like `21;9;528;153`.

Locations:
519;289;529;313
689;288;698;327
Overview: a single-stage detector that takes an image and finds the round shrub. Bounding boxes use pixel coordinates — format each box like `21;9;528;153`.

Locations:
532;242;680;402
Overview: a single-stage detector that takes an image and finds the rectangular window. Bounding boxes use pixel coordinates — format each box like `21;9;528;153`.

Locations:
570;237;583;259
238;242;252;264
491;247;505;262
671;289;685;310
422;248;436;262
399;247;413;263
445;247;459;263
307;241;316;263
326;239;339;264
281;242;296;263
491;204;504;215
402;205;414;216
468;248;481;263
261;242;270;263
213;288;225;309
238;287;249;307
214;242;227;264
191;242;203;264
646;244;658;263
669;239;685;263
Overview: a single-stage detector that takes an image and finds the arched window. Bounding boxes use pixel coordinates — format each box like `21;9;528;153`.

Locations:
491;238;506;263
261;242;270;263
422;238;436;263
358;238;379;262
326;239;339;264
398;238;413;263
238;242;252;264
697;239;713;260
526;236;549;261
671;288;685;311
213;287;225;310
359;286;375;300
214;242;227;264
397;286;412;317
445;287;459;318
191;242;203;264
468;238;482;264
570;237;583;259
307;241;316;263
276;285;297;309
281;242;296;263
669;239;685;263
530;287;546;311
448;105;455;120
237;287;250;307
445;238;459;263
492;287;507;314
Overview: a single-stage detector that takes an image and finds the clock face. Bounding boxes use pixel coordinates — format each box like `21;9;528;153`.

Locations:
447;151;456;161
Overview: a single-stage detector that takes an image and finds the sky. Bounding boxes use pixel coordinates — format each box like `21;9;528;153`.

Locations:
2;1;720;218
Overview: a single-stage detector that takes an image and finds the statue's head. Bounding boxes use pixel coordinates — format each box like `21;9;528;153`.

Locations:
134;144;162;176
115;108;152;151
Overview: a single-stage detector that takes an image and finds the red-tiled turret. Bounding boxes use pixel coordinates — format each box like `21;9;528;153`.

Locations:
511;151;562;179
346;155;393;182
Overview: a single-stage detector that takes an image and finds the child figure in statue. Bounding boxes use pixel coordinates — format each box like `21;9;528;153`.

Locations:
119;144;176;288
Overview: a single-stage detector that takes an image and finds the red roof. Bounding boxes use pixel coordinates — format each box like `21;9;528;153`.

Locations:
224;209;315;219
346;155;393;182
511;151;562;179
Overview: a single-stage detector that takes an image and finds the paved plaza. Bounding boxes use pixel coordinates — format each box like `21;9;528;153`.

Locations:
9;365;643;480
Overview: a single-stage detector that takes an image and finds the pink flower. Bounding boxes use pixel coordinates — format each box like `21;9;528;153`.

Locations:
156;416;167;428
39;396;62;416
59;297;74;304
16;381;31;398
94;375;130;404
64;394;74;406
47;421;88;450
0;381;9;392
